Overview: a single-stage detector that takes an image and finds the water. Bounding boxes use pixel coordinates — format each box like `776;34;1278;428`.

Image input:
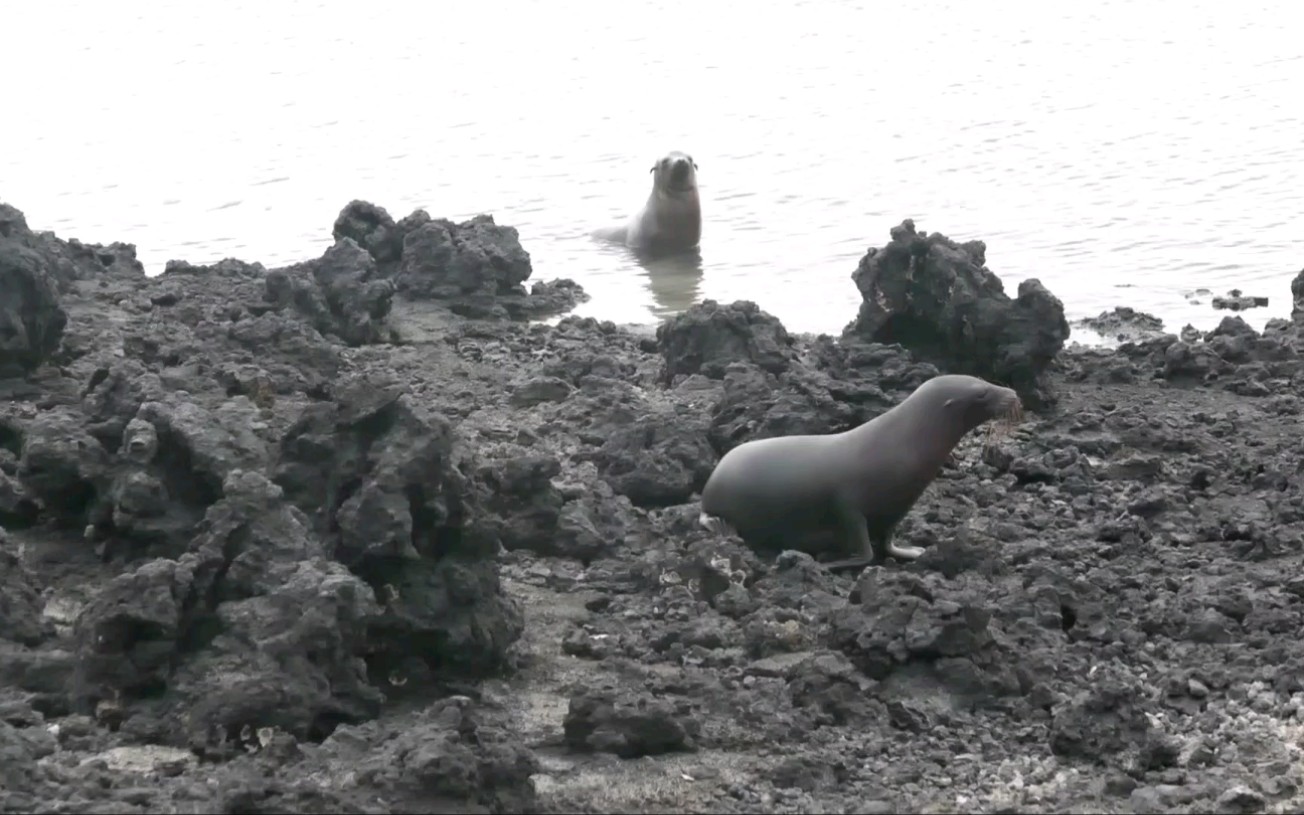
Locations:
3;0;1301;338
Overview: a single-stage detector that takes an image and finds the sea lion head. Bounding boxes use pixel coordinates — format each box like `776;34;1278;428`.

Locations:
650;151;699;194
924;374;1023;434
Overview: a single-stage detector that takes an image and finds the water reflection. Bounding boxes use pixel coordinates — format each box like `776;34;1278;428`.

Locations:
633;247;705;318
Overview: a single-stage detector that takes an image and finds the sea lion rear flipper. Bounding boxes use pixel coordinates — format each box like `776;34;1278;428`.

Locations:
830;498;876;562
819;506;879;574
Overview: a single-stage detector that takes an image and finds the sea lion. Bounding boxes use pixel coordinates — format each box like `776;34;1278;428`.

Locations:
592;151;701;256
698;374;1023;569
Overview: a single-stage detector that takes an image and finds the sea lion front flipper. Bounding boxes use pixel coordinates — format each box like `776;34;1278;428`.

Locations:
813;519;875;571
873;519;925;562
829;497;878;562
886;538;926;561
821;539;925;573
819;521;925;573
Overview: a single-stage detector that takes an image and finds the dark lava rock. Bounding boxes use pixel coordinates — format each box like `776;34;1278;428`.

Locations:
656;299;797;382
1291;267;1304;325
332;199;409;267
0;201;147;293
707;362;840;451
1075;306;1168;345
1215;785;1268;814
0;236;68;377
474;451;567;555
0;529;53;646
0;469;40;529
786;651;883;726
262;237;395;346
702;335;937;457
12;193;1304;814
828;568;1018;701
274;376;524;681
332;199;588;321
563;687;701;758
90;392;274;557
472;449;626;562
1071;269;1304;398
1048;671;1163;771
844;219;1070;409
0;197;581;813
72;470;385;752
398;215;532;304
591;407;717;508
0;716;58;796
1212;289;1268;312
305;697;540;813
0;203;27;238
17;407;110;528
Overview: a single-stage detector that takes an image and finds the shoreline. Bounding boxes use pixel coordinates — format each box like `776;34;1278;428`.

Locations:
4;197;1304;813
8;198;1285;350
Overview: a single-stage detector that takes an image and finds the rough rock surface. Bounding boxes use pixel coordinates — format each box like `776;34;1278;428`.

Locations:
845;219;1071;410
5;196;1304;814
333;199;588;321
0;213;69;377
656;299;797;382
1075;306;1170;346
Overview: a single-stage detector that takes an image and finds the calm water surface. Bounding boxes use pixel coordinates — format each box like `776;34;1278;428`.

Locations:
4;0;1301;338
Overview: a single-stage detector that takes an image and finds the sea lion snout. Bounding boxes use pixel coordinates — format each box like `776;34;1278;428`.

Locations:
976;384;1022;425
995;386;1023;420
653;152;698;191
669;160;697;191
931;375;1023;431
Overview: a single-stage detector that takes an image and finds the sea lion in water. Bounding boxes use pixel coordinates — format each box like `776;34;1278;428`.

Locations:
593;151;701;256
698;374;1023;570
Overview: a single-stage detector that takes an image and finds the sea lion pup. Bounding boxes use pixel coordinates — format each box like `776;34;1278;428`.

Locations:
698;374;1023;570
592;151;701;255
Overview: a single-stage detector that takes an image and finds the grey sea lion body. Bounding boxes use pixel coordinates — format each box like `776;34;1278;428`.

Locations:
593;150;701;256
699;374;1022;566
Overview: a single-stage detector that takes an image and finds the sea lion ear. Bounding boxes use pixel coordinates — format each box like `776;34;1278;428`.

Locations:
649;164;656;173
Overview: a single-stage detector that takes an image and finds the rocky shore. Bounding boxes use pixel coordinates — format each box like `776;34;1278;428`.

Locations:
4;197;1304;814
